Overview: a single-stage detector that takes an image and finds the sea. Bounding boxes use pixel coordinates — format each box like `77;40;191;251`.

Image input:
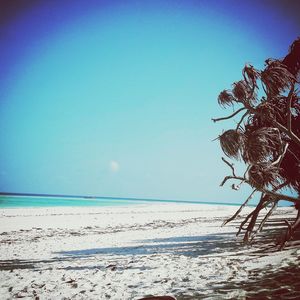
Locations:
0;194;243;208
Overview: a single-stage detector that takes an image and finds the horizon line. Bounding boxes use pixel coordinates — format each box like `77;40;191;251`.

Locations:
0;191;245;206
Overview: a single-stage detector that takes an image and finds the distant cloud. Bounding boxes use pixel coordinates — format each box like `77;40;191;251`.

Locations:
109;160;120;173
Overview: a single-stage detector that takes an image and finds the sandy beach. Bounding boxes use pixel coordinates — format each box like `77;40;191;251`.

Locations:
1;203;300;299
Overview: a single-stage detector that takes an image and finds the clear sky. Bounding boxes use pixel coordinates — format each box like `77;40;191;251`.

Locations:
0;0;299;203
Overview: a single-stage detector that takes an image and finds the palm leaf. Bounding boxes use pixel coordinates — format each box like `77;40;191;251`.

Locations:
248;163;283;189
243;64;260;87
219;129;244;159
261;59;295;95
218;90;236;107
242;127;282;164
232;80;257;106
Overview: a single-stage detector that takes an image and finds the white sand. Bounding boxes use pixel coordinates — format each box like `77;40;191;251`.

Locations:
0;203;298;299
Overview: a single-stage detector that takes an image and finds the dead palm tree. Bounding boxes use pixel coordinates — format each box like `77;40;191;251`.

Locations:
213;37;300;248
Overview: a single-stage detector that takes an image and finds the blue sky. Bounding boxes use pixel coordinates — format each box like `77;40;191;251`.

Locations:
0;0;299;203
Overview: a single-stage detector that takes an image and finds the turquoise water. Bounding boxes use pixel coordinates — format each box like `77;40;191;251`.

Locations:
0;195;245;208
0;196;148;208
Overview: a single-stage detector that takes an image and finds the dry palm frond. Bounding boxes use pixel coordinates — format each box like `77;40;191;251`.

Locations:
219;129;244;159
243;127;282;164
248;163;283;189
232;80;257;106
218;90;236;107
243;64;260;87
282;37;300;77
232;80;249;101
261;59;295;95
255;102;277;123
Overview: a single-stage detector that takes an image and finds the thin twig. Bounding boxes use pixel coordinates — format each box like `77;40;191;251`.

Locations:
237;210;254;236
242;194;266;243
257;200;278;233
221;157;236;176
261;188;300;203
280;219;293;250
273;181;288;192
212;107;246;122
223;189;257;226
235;111;249;130
243;165;251;178
272;143;289;166
220;169;300;203
220;175;245;187
287;84;295;132
274;120;300;147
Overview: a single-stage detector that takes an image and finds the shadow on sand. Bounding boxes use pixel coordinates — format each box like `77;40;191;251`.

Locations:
54;231;242;258
1;217;296;272
0;231;243;271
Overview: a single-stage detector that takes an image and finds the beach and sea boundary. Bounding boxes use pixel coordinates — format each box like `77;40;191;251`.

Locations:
1;195;300;299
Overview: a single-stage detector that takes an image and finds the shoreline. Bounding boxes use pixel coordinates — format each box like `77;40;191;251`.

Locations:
0;192;250;205
1;203;299;299
0;194;257;209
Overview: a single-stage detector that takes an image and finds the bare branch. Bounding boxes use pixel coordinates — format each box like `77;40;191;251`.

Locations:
280;213;300;250
221;157;236;176
220;153;299;202
235;110;249;130
272;142;289;166
220;170;300;203
287;84;295;132
273;181;289;192
243;164;251;178
280;219;293;250
261;188;300;203
212;107;246;123
237;210;254;236
283;219;292;234
222;189;257;226
257;200;278;233
220;175;245;187
274;120;300;147
242;194;266;242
